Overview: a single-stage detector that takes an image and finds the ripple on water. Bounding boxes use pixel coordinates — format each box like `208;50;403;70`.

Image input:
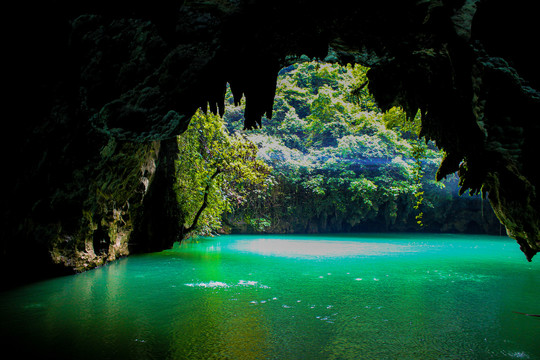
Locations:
184;280;270;289
184;281;229;288
505;351;531;359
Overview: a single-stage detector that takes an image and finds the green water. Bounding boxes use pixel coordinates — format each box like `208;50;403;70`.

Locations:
1;234;540;359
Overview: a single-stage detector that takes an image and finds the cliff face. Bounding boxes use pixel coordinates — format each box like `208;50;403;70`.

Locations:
3;0;539;286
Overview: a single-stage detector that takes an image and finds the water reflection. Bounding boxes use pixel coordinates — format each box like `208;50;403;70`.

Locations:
230;237;415;257
169;281;271;359
2;234;540;359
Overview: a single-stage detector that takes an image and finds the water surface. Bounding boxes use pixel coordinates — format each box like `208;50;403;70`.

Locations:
1;233;539;359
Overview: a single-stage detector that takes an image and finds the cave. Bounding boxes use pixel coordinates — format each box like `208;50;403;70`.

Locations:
2;0;539;288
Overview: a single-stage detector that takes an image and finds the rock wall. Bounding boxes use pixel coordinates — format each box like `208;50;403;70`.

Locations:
3;0;539;286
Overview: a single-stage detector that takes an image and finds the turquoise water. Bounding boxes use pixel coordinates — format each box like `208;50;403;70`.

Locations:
1;233;540;359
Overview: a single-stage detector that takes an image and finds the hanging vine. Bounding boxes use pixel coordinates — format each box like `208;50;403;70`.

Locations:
411;140;426;227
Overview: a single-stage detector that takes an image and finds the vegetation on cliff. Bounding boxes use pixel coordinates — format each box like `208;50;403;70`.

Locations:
176;62;498;237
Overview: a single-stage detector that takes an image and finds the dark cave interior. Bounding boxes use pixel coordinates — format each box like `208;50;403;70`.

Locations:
2;0;539;288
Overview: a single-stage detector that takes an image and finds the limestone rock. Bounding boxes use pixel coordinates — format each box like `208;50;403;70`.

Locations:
3;0;540;287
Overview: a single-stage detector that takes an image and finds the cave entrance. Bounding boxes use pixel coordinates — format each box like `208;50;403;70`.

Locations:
175;60;499;239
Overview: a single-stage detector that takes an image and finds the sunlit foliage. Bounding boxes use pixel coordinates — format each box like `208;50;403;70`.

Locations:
175;109;271;237
224;62;448;232
175;61;480;236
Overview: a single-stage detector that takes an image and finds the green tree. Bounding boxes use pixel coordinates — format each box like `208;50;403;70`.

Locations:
175;109;272;238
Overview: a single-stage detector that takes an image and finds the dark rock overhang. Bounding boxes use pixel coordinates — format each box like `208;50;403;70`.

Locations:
2;0;539;286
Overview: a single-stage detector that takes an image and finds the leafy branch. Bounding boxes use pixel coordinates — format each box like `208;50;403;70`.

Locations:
184;167;221;235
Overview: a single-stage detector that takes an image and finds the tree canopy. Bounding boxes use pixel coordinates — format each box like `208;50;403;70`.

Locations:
175;61;499;237
175;109;271;238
